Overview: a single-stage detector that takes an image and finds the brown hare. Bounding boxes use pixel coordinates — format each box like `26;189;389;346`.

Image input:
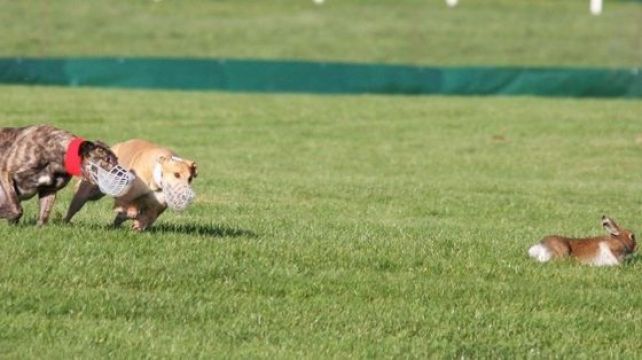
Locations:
528;216;636;266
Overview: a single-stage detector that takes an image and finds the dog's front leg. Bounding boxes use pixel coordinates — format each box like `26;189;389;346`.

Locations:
37;190;57;226
133;206;166;231
113;211;128;228
64;180;104;223
0;173;23;223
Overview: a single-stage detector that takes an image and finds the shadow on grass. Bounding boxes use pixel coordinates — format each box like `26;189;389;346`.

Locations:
146;222;257;238
92;221;256;238
623;253;641;266
10;217;258;239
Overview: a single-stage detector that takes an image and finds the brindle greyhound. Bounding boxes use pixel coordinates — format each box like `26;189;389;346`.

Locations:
0;124;119;225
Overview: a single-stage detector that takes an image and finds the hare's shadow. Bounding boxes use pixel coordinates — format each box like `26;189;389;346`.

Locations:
623;253;641;266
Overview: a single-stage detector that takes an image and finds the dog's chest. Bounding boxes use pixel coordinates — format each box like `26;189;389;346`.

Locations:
13;168;71;199
152;190;166;206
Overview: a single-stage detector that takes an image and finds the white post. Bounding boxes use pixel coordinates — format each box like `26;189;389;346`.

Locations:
446;0;458;7
590;0;602;15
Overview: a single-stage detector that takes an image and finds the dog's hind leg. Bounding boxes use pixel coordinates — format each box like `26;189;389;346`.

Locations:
37;190;56;226
64;180;104;223
0;173;23;224
113;211;128;228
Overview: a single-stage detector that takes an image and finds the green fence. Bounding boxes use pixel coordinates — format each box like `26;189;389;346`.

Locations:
0;58;640;98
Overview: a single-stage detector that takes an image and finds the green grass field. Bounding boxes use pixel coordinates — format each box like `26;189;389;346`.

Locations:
1;0;640;67
1;86;642;357
1;0;642;358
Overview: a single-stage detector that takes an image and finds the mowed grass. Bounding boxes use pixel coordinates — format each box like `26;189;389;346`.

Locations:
0;0;640;67
0;85;641;357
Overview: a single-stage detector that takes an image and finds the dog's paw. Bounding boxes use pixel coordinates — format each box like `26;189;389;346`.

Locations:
132;220;147;232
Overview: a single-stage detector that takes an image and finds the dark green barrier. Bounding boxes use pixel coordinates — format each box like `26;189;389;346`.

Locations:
0;58;640;98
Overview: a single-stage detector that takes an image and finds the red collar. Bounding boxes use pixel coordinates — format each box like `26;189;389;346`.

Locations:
64;137;86;176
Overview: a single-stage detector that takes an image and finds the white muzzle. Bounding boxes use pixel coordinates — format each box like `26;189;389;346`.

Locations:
87;162;135;197
162;181;196;211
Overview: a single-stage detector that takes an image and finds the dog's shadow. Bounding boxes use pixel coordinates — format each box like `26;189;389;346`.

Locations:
22;217;258;239
146;222;257;238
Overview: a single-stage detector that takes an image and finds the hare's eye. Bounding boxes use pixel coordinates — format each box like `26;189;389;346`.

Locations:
174;173;181;179
630;234;636;241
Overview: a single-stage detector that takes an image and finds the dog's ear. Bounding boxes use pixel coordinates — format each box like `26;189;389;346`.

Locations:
78;141;96;157
93;140;111;150
189;161;198;178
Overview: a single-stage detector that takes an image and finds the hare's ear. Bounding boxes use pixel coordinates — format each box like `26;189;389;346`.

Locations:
602;215;620;236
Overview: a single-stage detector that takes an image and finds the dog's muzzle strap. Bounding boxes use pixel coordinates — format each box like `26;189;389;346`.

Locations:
87;162;135;197
162;181;196;211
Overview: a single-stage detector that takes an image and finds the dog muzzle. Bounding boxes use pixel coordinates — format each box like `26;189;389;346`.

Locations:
162;181;196;211
86;162;135;197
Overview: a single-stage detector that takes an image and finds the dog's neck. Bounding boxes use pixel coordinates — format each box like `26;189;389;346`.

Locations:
152;162;164;191
64;137;86;176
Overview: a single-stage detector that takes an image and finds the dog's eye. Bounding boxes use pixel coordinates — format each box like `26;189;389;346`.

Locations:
174;173;181;179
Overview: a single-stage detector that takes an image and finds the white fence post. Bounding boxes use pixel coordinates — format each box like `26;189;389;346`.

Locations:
590;0;602;15
444;0;602;15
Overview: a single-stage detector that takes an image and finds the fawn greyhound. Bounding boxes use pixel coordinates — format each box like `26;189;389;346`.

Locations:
64;139;197;231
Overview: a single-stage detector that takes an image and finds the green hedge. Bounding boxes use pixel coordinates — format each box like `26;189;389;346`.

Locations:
0;58;640;98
